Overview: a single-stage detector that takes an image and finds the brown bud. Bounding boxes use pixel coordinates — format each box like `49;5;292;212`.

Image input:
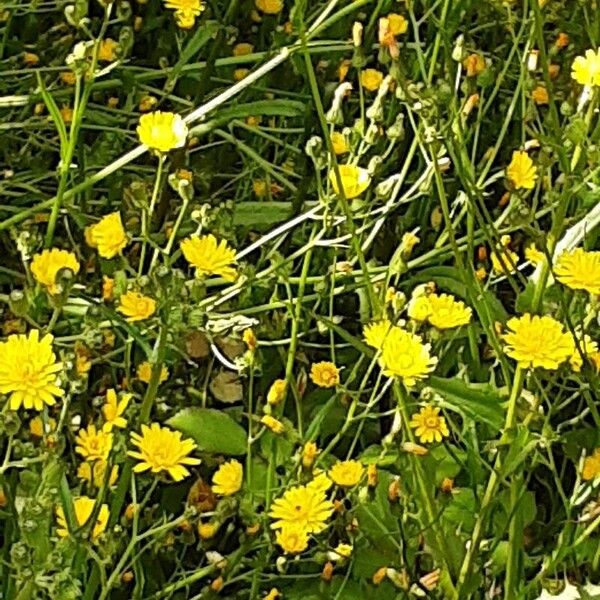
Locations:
321;561;334;582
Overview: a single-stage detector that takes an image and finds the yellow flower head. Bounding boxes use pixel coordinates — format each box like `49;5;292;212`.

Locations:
56;496;109;541
117;291;156;322
198;522;219;539
333;543;353;559
307;472;333;494
387;13;408;35
128;423;201;482
360;68;384;92
554;248;600;295
137;111;188;153
407;295;433;322
102;388;131;432
261;415;285;434
30;249;80;294
583;448;600;481
180;234;238;281
270;483;334;533
427;293;472;329
77;461;118;487
531;85;549;105
330;131;348;155
174;8;197;28
102;276;115;302
503;313;575;370
87;212;128;259
570;334;598;372
97;38;119;62
302;441;319;469
329;164;371;199
506;150;537;190
163;0;203;15
491;247;519;275
137;361;169;384
525;244;544;266
75;424;113;462
275;524;309;554
212;459;243;496
409;405;449;444
363;319;393;350
255;0;283;14
379;326;437;386
328;460;364;487
571;48;600;87
29;415;56;438
0;329;63;411
310;361;340;388
267;379;287;405
463;53;486;77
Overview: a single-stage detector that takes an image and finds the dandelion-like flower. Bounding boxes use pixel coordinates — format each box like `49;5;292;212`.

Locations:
329;164;371;199
571;49;600;86
310;361;340;388
30;248;80;294
387;13;408;35
360;69;384;91
102;389;131;432
275;524;309;554
137;361;169;384
0;330;63;411
87;213;128;259
569;334;598;372
137;111;188;152
328;460;364;488
302;441;319;469
270;483;333;534
56;496;109;541
525;244;544;266
212;459;243;496
427;294;472;329
267;379;287;405
363;319;393;350
330;131;348;155
117;291;156;322
255;0;283;14
97;38;119;62
409;405;449;444
261;415;285;434
506;150;537;190
180;234;238;281
75;424;113;462
491;247;519;275
128;423;201;481
583;448;600;481
554;248;600;295
503;313;575;369
77;461;118;487
407;295;433;322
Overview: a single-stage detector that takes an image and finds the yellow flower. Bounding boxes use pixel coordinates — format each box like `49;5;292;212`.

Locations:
56;496;109;541
506;150;537;190
117;291;156;322
409;405;449;444
30;249;80;294
243;328;257;352
233;42;254;56
267;379;287;405
491;247;519;275
137;111;188;153
333;543;353;558
363;319;393;350
463;53;486;77
531;85;549;105
583;448;600;480
387;13;408;35
307;472;333;494
261;415;285;434
379;327;437;386
198;522;219;539
571;48;600;86
426;294;472;329
367;464;378;487
569;334;598;372
554;248;600;295
29;416;56;438
77;461;119;487
330;131;348;155
180;234;238;281
310;361;340;388
102;276;114;302
0;330;63;411
163;0;205;28
264;588;281;600
174;9;197;28
97;38;119;62
525;244;544;266
302;441;319;469
102;388;131;432
137;361;169;384
60;71;76;86
128;423;201;482
212;459;243;496
328;460;364;487
139;95;158;112
503;313;575;370
329;164;371;199
234;68;250;81
401;231;420;256
276;524;309;554
75;424;113;462
270;483;334;533
255;0;283;14
87;212;128;259
360;68;384;91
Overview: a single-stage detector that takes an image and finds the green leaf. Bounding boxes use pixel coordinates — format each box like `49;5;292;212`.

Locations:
232;202;293;227
167;407;247;455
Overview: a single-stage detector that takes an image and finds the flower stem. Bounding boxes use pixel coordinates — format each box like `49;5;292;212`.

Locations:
138;157;164;277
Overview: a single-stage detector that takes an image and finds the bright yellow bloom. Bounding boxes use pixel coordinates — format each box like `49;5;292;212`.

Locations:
328;460;364;487
137;111;188;153
506;151;537;190
75;424;113;462
531;85;549;105
363;319;393;350
267;379;287;405
360;68;384;91
571;48;600;86
56;496;109;541
387;13;408;35
128;423;201;482
180;234;238;281
255;0;283;14
137;361;169;384
503;314;575;369
174;8;197;28
409;405;449;444
310;361;340;388
570;334;598;372
525;244;544;266
117;291;156;322
29;416;56;438
77;461;118;487
198;522;219;539
212;459;243;496
276;524;309;554
97;38;119;62
302;441;319;469
407;295;433;322
242;328;257;352
330;131;348;155
30;249;80;294
87;212;128;259
329;164;371;199
264;589;281;600
270;483;334;533
491;247;519;275
379;327;437;386
0;330;63;411
307;472;333;494
102;389;131;432
554;248;600;295
261;415;285;434
583;448;600;480
333;543;353;558
427;293;472;329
